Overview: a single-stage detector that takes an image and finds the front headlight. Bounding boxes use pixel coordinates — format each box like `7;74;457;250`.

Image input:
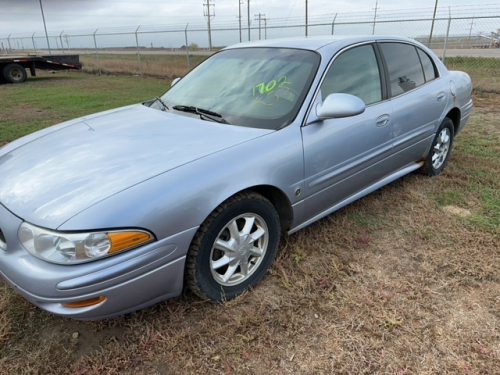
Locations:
18;222;153;264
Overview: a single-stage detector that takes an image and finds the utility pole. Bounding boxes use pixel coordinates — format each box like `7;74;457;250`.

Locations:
39;0;52;54
203;0;215;50
254;13;265;40
305;0;308;37
247;0;251;41
238;0;243;42
262;17;269;39
468;17;475;40
372;0;380;35
428;0;439;46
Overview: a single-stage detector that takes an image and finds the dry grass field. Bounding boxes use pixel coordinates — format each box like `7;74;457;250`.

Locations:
0;72;499;374
80;53;208;78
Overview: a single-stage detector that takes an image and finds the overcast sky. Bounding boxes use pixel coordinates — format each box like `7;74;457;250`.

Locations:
1;0;497;37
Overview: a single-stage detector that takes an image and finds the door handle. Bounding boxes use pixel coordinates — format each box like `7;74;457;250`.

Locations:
437;92;446;102
376;114;390;127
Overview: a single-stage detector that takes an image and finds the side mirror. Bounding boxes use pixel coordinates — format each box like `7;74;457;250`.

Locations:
171;77;181;87
316;93;365;120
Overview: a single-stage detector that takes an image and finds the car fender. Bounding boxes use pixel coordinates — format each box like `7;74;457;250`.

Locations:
58;122;305;243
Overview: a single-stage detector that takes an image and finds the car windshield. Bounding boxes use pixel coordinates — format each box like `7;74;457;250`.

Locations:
159;47;320;129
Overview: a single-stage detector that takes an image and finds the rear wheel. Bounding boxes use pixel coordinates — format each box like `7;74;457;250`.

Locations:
421;117;454;176
186;191;280;301
3;63;27;83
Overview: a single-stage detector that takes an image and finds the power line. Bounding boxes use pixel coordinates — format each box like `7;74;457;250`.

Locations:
278;0;299;37
66;0;202;3
3;4;500;38
2;4;499;20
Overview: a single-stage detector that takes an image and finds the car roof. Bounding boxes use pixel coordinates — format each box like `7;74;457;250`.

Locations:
224;35;416;51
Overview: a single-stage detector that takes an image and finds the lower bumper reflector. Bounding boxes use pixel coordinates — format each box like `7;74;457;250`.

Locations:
62;296;106;308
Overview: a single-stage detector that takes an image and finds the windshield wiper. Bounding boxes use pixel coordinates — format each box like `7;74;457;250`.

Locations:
172;105;229;124
156;97;169;111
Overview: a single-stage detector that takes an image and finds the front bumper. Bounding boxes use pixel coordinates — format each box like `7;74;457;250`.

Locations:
0;203;198;320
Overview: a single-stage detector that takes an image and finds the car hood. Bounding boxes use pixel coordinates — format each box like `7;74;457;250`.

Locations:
0;104;272;229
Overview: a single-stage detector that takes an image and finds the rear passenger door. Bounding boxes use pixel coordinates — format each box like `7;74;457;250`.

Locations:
378;42;448;167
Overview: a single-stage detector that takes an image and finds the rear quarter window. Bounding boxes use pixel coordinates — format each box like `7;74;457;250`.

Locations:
417;48;438;82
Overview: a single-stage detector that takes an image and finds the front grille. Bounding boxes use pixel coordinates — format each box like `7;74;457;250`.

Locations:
0;229;6;251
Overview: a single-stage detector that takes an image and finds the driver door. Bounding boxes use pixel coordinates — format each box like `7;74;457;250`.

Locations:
301;43;395;221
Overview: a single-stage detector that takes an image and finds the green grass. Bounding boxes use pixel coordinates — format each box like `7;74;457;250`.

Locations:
346;211;379;228
428;96;500;234
459;135;500;159
445;56;500;71
433;190;465;206
446;56;500;70
470;186;500;231
0;72;170;143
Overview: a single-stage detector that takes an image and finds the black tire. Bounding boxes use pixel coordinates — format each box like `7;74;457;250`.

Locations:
186;191;280;301
3;63;27;83
421;117;455;176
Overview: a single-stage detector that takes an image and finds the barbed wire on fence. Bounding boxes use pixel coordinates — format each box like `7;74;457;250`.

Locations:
1;12;498;78
3;4;500;38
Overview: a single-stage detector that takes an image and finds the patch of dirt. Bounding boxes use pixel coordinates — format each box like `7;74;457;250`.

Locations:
38;321;126;359
471;92;500;117
0;102;49;121
443;205;472;217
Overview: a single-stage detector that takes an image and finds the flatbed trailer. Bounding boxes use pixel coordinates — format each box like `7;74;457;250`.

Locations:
0;55;82;83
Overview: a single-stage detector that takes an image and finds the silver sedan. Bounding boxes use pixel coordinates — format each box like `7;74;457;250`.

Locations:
0;35;473;320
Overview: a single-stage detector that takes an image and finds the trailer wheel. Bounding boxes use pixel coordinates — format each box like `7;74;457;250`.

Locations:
3;63;27;83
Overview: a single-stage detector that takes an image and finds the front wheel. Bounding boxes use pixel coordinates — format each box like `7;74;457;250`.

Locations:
186;191;280;301
421;117;454;176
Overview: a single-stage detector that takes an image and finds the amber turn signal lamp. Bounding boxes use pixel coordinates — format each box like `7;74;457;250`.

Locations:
62;296;106;308
108;231;151;253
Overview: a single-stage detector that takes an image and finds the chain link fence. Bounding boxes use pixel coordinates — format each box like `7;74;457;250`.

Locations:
1;15;499;89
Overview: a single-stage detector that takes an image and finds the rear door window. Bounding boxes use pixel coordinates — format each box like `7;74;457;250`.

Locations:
380;43;425;97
